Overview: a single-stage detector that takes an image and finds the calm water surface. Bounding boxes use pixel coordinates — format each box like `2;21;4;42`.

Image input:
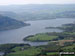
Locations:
0;18;75;46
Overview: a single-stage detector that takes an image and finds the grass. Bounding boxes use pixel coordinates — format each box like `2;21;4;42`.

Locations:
6;47;43;56
47;52;59;55
11;45;30;52
4;43;75;56
63;32;75;35
26;34;58;41
61;44;75;52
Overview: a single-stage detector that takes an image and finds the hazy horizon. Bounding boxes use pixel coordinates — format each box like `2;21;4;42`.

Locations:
0;0;75;5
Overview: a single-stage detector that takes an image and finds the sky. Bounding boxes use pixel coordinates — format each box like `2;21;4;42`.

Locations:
0;0;75;5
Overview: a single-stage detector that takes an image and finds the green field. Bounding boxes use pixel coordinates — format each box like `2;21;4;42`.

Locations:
61;44;75;52
24;34;58;41
47;52;59;55
0;43;74;56
6;46;44;56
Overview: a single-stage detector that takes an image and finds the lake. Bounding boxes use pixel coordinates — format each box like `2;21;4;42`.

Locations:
0;52;4;56
0;18;75;46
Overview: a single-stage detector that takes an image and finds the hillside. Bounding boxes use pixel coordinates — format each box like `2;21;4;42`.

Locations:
0;15;30;31
0;11;22;21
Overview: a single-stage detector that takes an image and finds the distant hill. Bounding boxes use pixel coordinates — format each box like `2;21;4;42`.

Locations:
0;15;30;31
0;4;75;21
0;11;22;21
55;11;75;18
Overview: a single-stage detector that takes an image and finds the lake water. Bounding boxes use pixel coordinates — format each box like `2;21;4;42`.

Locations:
0;52;4;56
0;18;75;46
